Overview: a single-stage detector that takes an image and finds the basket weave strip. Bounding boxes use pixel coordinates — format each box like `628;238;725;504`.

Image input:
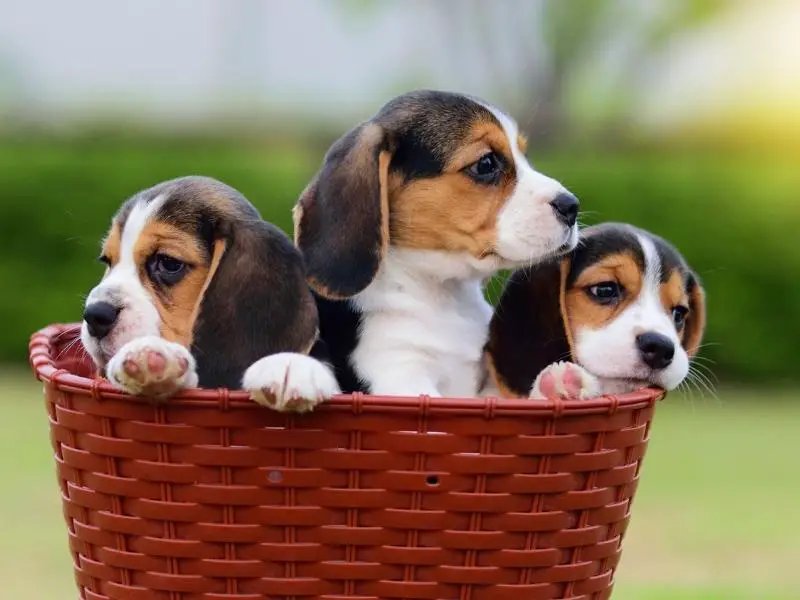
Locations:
31;324;662;600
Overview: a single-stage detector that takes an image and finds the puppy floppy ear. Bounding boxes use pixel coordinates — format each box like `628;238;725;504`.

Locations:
191;220;319;389
485;259;573;398
682;272;706;357
294;123;394;298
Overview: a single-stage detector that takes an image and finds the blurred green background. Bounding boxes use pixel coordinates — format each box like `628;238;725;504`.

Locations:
2;0;799;598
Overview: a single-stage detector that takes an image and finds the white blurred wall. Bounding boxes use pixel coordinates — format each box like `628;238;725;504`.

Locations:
0;0;797;129
0;0;542;126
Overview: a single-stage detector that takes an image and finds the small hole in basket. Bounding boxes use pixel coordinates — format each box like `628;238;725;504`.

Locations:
426;475;440;486
267;470;282;484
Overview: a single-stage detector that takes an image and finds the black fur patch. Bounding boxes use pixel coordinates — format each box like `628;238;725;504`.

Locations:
651;234;690;283
310;293;367;393
296;125;392;299
297;90;510;393
376;90;500;182
486;222;699;397
566;223;644;287
116;176;319;389
296;90;504;300
191;217;318;389
486;262;569;397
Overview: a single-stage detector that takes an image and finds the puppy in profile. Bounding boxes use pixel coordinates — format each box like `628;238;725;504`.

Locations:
81;176;339;410
485;223;706;399
296;90;580;396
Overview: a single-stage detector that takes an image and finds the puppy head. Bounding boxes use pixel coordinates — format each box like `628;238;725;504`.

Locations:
487;223;706;395
81;176;318;388
295;89;580;298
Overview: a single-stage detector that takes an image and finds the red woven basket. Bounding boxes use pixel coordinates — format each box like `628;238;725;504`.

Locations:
30;324;663;600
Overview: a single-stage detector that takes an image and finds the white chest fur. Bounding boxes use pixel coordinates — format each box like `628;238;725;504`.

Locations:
351;248;496;397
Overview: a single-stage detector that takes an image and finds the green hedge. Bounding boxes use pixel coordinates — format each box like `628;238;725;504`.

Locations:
3;137;798;383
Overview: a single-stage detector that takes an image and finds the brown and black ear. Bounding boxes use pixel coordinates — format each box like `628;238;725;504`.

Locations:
191;219;319;389
683;271;706;358
294;122;394;299
485;260;573;398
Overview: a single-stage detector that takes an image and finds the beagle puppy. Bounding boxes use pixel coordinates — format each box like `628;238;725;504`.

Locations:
296;90;580;397
81;176;339;410
485;223;706;399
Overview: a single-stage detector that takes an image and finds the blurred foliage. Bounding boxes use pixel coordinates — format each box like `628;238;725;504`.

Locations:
539;0;732;141
416;0;733;145
2;135;798;383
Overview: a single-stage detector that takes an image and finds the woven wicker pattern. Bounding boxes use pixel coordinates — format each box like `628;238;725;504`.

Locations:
30;324;663;600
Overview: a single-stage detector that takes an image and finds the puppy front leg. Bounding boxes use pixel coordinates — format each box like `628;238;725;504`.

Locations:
244;353;341;413
365;364;441;397
529;361;602;401
106;336;198;400
370;378;441;397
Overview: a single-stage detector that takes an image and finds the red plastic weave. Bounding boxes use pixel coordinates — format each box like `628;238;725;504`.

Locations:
29;324;663;600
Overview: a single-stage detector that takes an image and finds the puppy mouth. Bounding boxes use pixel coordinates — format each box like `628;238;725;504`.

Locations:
555;238;575;255
624;366;676;390
622;377;660;389
540;229;579;261
586;365;664;390
490;226;578;266
92;342;114;367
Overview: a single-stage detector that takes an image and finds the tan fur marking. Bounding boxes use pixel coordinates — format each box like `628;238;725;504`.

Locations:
517;134;528;154
189;238;226;338
390;119;516;256
485;351;521;399
446;121;514;171
684;283;706;357
390;173;508;255
132;221;210;347
305;276;351;301
101;222;122;268
558;259;575;354
660;270;689;319
565;253;643;335
377;149;391;259
292;200;305;245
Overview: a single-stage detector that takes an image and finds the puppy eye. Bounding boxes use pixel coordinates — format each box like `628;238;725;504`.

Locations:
98;255;111;266
465;152;503;184
673;305;689;328
147;253;187;286
586;281;622;305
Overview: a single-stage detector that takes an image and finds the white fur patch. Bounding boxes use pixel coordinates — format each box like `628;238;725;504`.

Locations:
244;353;341;412
82;194;167;367
106;335;198;399
333;102;580;399
529;361;602;400
352;247;493;397
572;232;690;392
482;104;579;264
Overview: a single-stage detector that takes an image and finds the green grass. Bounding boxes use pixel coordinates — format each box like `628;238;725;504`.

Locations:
1;369;798;599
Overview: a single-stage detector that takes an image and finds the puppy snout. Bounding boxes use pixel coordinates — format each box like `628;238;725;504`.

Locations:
549;192;579;227
83;302;120;339
636;332;675;370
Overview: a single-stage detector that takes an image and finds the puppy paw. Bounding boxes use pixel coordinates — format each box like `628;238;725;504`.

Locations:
243;353;340;413
106;336;198;400
529;361;602;401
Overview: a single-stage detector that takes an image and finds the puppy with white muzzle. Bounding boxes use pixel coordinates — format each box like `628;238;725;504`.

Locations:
81;176;339;410
297;90;580;397
485;223;706;399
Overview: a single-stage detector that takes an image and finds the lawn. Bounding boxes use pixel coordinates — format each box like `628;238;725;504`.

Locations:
1;368;797;599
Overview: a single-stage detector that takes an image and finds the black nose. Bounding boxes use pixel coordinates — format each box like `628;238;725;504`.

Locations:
636;332;675;370
550;192;579;227
83;302;120;339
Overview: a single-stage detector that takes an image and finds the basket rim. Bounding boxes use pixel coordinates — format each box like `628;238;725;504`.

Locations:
30;323;664;416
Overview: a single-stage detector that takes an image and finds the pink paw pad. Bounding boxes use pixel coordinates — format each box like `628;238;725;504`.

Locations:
146;351;167;376
123;358;141;378
532;362;598;401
